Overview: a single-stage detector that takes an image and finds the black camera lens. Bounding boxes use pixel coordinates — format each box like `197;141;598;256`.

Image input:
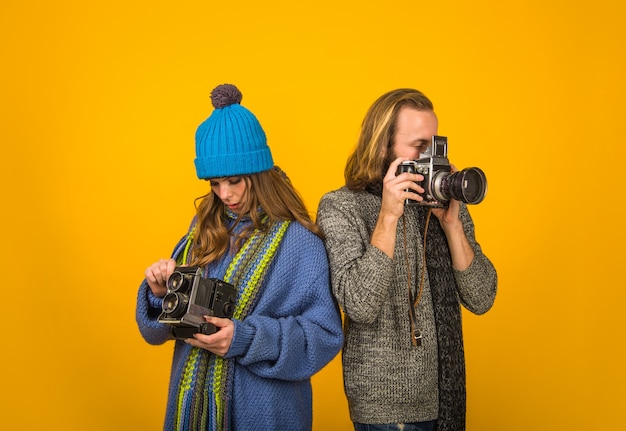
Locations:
445;167;487;204
162;292;188;318
167;271;187;292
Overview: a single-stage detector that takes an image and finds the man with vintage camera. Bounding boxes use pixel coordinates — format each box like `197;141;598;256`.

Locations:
316;88;497;431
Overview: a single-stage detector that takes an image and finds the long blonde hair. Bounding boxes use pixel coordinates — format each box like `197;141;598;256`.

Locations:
345;88;434;191
189;166;321;267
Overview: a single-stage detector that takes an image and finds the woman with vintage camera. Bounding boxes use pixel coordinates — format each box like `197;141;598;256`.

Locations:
136;84;343;431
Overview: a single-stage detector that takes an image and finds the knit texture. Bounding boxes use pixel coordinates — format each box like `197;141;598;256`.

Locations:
136;215;344;431
317;186;497;430
173;218;290;430
194;84;273;179
414;205;465;430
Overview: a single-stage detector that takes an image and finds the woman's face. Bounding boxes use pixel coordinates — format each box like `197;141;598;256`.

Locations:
209;176;248;214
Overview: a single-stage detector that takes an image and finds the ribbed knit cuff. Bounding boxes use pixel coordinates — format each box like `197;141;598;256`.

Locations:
224;319;253;359
147;287;164;311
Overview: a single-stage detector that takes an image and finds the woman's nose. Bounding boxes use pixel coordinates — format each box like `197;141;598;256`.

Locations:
217;185;232;199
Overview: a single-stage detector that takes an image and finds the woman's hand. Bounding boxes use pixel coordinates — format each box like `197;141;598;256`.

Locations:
144;258;177;298
185;316;234;357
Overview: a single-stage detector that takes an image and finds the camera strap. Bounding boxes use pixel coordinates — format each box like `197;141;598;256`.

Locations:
403;208;432;347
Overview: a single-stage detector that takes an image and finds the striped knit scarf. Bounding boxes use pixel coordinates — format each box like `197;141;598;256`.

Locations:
173;216;291;431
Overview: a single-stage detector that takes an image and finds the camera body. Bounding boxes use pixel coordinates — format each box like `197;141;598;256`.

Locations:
396;135;487;208
158;266;237;339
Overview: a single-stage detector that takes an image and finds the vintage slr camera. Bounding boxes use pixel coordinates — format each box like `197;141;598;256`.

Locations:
396;135;487;208
158;266;237;339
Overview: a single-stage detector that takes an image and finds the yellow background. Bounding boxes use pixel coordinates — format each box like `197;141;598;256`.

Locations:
2;1;625;430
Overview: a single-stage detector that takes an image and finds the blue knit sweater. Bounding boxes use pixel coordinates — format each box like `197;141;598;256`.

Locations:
136;219;344;431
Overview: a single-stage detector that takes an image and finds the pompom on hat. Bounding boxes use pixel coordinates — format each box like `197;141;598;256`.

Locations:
194;84;274;179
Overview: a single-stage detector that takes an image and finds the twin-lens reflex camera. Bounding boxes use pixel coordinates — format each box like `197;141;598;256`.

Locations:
158;266;237;339
396;135;487;208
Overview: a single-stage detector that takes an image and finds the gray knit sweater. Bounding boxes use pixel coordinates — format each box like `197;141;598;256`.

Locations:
317;186;497;427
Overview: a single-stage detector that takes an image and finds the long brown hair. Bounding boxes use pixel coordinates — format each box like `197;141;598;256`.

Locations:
345;88;434;191
189;166;321;267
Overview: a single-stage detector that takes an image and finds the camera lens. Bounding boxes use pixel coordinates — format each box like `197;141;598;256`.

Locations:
445;167;487;204
162;292;188;318
167;271;187;292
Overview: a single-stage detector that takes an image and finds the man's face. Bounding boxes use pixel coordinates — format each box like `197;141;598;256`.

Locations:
391;106;438;160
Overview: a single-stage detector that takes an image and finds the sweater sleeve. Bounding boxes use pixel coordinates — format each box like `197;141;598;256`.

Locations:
135;280;172;345
453;203;498;314
223;224;344;381
316;191;395;325
135;230;191;345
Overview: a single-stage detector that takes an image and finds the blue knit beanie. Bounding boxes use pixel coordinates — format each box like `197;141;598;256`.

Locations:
194;84;274;179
